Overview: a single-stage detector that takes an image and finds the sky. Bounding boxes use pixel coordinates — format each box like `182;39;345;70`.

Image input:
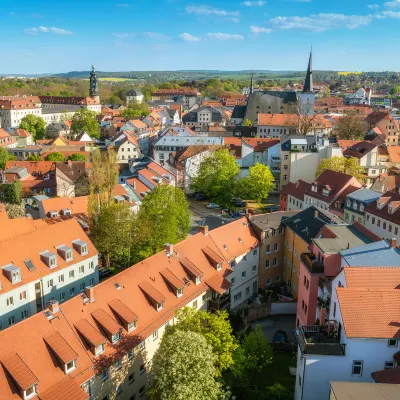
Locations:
1;0;400;74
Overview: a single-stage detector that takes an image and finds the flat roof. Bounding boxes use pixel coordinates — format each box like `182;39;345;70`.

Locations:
330;381;400;400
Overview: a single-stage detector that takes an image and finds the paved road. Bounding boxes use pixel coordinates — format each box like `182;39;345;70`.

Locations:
251;315;297;343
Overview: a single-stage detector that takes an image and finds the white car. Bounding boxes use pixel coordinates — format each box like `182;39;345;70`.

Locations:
207;203;220;209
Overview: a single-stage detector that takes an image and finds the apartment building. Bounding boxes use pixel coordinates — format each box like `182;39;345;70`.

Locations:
282;180;311;211
295;248;400;400
110;131;141;164
0;219;258;400
281;207;339;300
343;188;381;224
250;211;298;289
0;213;98;330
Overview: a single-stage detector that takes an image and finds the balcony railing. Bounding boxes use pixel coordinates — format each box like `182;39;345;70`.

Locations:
300;253;324;274
296;324;345;356
208;293;231;311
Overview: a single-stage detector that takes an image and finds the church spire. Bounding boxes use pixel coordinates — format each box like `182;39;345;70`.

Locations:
250;73;254;95
303;50;313;93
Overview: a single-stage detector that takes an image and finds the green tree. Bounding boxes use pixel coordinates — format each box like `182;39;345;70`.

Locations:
148;330;223;400
4;203;25;219
191;149;239;207
67;153;87;161
239;163;274;203
45;152;65;162
71;109;100;139
27;154;41;161
19;114;45;141
168;307;238;377
316;156;365;181
126;100;150;118
242;118;252;127
121;107;142;120
133;185;190;260
0;148;16;169
334;111;365;140
0;181;22;204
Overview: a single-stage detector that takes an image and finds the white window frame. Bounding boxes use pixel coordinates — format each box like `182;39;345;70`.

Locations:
352;360;363;376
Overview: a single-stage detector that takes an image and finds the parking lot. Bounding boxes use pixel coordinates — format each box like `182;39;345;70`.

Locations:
251;314;297;343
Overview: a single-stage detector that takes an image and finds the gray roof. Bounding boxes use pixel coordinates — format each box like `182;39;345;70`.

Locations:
313;224;372;254
330;382;400;400
231;105;247;119
127;89;143;96
5;166;29;179
346;188;381;204
251;211;299;231
340;240;400;267
42;105;82;114
32;195;50;202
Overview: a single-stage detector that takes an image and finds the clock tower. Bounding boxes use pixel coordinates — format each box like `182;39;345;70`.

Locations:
89;65;100;104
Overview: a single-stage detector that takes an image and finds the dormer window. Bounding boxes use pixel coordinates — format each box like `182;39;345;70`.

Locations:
24;384;37;400
112;331;121;344
56;245;73;262
353;202;358;210
216;262;222;271
322;188;330;196
2;264;22;284
177;287;183;297
312;184;317;192
73;240;88;255
65;359;77;374
95;343;105;355
40;251;58;268
128;321;137;332
48;210;58;218
156;301;164;312
61;208;71;216
360;204;364;212
195;276;202;285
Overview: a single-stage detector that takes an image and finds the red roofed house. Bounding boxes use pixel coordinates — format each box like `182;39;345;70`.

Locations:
364;111;400;146
0;128;17;148
284;180;311;211
109;131;141;164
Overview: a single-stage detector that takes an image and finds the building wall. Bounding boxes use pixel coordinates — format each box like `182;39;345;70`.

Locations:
56;175;75;198
229;248;259;308
117;141;140;164
365;212;400;241
289;152;320;184
1;255;99;330
258;227;285;289
287;195;304;211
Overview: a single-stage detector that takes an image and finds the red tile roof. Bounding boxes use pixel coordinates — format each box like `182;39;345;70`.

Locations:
44;331;78;364
365;190;400;226
372;367;400;384
343;141;377;159
242;138;280;152
283;180;311;201
388;146;400;164
1;353;39;390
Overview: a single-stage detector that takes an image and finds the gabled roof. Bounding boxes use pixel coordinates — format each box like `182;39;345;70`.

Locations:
364;111;391;125
283;180;311;201
91;309;121;336
343;141;377;159
344;267;400;289
108;299;138;325
242;138;280;152
44;331;78;364
365;190;400;225
41;196;88;216
388;146;400;164
372;367;400;384
1;353;39;390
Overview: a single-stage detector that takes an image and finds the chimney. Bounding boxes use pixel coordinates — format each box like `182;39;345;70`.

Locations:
47;299;60;314
163;243;173;256
199;225;209;236
314;210;319;218
84;286;95;303
67;159;72;167
389;238;397;248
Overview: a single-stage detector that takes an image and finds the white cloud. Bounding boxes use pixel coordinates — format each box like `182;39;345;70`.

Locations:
381;10;400;17
250;25;272;33
112;32;132;38
241;1;265;6
207;32;244;40
116;3;129;7
367;4;380;9
25;26;73;35
185;5;239;17
384;0;400;8
179;33;201;41
144;32;170;39
229;17;240;23
268;13;373;31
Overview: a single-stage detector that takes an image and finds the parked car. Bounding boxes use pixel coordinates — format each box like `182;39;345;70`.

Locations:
238;209;246;216
231;212;241;218
233;198;247;207
220;208;230;214
263;205;280;213
194;193;207;201
273;330;288;344
207;203;220;209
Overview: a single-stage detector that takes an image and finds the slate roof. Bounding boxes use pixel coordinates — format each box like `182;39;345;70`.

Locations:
345;188;381;204
231;105;247;119
250;211;299;232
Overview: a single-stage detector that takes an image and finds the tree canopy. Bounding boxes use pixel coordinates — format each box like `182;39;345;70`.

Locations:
168;307;238;377
122;101;149;119
0;147;16;169
45;152;65;162
26;154;41;161
19;114;45;141
242;118;252;127
191;149;240;207
334;111;365;140
67;153;87;161
238;163;275;203
316;156;365;182
71;109;100;139
0;181;22;204
148;330;223;400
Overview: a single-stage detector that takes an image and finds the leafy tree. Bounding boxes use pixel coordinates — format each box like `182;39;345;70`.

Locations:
0;148;16;169
191;149;240;207
0;181;22;204
27;154;41;161
316;156;365;181
168;307;238;377
242;118;252;127
19;114;45;141
239;163;274;203
148;330;224;400
126;100;150;118
45;152;65;162
71;109;100;139
67;153;87;161
121;107;142;120
133;185;190;260
4;203;25;219
334;111;365;140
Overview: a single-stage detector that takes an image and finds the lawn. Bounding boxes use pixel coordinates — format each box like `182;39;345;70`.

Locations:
265;351;296;396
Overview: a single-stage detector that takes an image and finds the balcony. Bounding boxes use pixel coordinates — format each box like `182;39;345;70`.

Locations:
208;292;231;312
296;322;345;356
300;253;324;274
317;296;330;311
270;167;281;177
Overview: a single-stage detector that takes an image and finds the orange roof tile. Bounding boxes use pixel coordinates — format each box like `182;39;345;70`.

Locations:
344;268;400;289
41;196;88;216
40;376;89;400
1;353;39;390
205;271;232;295
337;288;400;339
388;146;400;164
139;281;166;304
44;331;78;364
108;299;138;325
160;268;185;290
91;309;121;336
74;319;106;347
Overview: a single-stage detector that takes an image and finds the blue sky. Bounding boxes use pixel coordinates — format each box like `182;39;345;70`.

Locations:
1;0;400;74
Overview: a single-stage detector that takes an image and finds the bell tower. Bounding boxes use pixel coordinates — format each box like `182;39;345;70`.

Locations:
298;50;315;116
89;65;100;104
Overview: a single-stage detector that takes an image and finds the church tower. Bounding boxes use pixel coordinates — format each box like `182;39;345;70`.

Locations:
299;51;316;115
89;65;100;104
250;73;254;95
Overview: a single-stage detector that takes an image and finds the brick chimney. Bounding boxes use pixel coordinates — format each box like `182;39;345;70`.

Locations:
163;243;173;256
314;210;319;218
47;299;60;314
199;225;209;236
389;238;397;248
67;159;73;167
84;286;95;303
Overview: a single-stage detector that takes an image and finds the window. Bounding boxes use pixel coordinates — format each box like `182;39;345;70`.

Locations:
128;349;134;360
273;258;278;267
274;243;279;252
230;260;236;269
79;282;85;291
21;310;28;319
383;222;387;230
8;316;15;326
114;359;122;371
140;363;146;375
139;386;146;398
116;385;123;396
47;279;54;288
366;214;370;222
266;245;271;254
333;302;337;318
346;200;351;207
352;361;363;376
79;265;84;274
65;359;76;374
95;343;105;356
60;292;65;301
388;339;398;347
385;361;395;369
192;300;198;308
234;292;242;302
372;217;375;224
360;205;364;212
242;255;247;263
253;249;257;258
70;287;76;296
129;372;135;384
58;274;64;283
265;260;270;269
177;287;183;297
241;271;246;280
202;294;207;303
89;261;94;269
377;219;381;227
275;275;280;282
266;278;271;285
153;330;158;341
246;287;250;295
252;265;256;273
69;270;75;279
24;385;37;400
20;291;27;301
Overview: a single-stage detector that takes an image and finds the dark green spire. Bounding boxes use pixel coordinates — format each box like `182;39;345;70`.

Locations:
303;51;313;93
